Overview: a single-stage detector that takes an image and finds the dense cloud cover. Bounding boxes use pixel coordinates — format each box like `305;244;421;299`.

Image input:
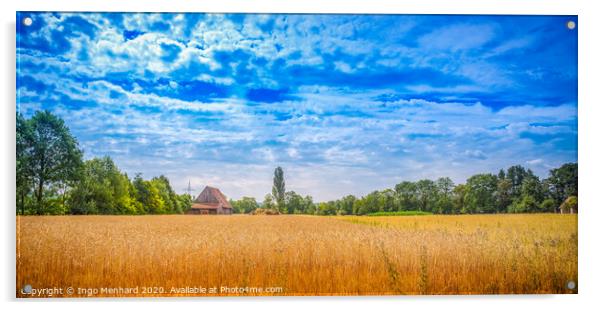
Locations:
16;13;577;200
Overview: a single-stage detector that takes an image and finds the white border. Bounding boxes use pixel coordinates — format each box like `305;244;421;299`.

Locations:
2;1;601;310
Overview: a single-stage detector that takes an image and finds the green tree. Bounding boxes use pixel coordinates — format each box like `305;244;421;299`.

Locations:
379;189;397;212
506;165;534;199
231;197;259;214
151;175;179;213
303;195;315;214
338;195;356;215
262;194;275;211
176;194;192;214
284;191;304;214
68;157;134;215
16;113;34;214
540;198;557;213
28;111;83;214
395;181;418;211
415;179;438;212
132;174;165;214
272;166;286;212
361;191;382;214
316;201;337;215
521;175;543;201
452;184;467;214
435;177;454;214
509;194;539;213
496;178;512;213
547;163;578;206
465;174;498;213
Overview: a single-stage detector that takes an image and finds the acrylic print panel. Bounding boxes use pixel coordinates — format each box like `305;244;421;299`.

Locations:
15;12;578;297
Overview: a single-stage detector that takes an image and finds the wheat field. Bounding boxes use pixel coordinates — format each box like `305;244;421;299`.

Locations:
16;214;577;297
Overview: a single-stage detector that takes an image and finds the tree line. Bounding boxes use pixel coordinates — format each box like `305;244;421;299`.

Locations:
231;163;577;215
17;111;577;216
16;111;191;215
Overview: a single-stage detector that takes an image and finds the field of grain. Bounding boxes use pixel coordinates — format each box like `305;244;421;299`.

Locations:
16;214;577;297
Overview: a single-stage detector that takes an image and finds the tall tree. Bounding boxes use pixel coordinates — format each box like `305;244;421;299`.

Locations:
547;163;578;206
506;165;533;199
69;157;135;215
16;113;34;214
435;177;454;214
284;191;304;214
415;179;438;212
28;111;82;214
465;174;498;213
272;166;286;212
496;178;512;213
132;174;165;214
452;184;468;214
339;195;356;215
395;181;418;211
151;175;179;213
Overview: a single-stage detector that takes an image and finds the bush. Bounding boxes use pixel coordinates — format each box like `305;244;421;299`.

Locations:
251;208;281;215
539;199;557;213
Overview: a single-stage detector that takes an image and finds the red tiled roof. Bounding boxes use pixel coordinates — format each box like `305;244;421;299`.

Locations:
193;186;233;209
190;203;220;210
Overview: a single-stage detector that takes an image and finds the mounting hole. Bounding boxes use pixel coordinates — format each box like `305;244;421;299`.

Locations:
567;280;576;290
22;17;33;27
566;20;576;30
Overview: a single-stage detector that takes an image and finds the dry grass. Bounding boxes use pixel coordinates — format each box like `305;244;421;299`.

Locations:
16;214;577;297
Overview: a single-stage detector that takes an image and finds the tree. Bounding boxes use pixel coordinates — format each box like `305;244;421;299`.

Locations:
231;197;259;214
303;195;315;214
28;111;83;214
520;175;544;202
540;198;557;213
452;184;467;214
361;191;382;214
68;157;134;215
272;166;286;212
151;175;180;213
176;194;192;214
379;189;397;212
509;195;538;213
465;174;498;213
284;191;304;214
316;201;337;215
339;195;356;215
435;177;454;214
496;178;512;213
415;179;438;212
262;194;275;211
16;113;34;214
132;174;165;214
395;181;417;211
547;163;578;206
506;165;535;199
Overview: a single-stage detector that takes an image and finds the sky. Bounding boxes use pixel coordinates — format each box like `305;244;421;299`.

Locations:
16;13;577;201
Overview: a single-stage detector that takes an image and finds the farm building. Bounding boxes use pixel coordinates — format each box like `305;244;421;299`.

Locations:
187;186;233;215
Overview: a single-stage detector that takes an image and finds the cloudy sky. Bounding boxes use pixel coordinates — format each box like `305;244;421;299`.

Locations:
16;13;577;201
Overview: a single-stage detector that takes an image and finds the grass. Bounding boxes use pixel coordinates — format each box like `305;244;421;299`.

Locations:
16;214;577;297
366;211;433;216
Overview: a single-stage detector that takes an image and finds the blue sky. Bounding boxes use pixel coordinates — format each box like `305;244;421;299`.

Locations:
16;13;577;201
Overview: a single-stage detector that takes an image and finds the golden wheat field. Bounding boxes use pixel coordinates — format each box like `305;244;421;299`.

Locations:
16;214;577;297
